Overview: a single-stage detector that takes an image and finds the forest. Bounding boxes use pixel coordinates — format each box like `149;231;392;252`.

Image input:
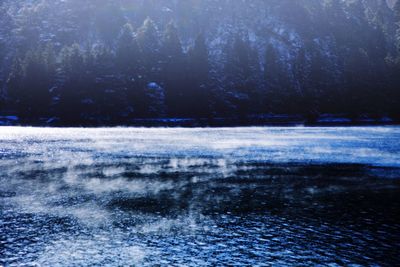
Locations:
0;0;399;125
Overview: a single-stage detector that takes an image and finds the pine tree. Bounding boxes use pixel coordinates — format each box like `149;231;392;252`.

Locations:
342;48;371;118
305;43;326;119
161;21;185;116
386;56;400;120
58;44;86;123
292;42;328;119
6;56;24;115
292;46;308;115
90;44;126;120
43;44;57;80
116;23;140;75
15;49;53;119
134;18;164;117
190;33;209;86
264;44;288;113
162;22;184;59
0;39;6;111
115;23;142;118
136;17;161;81
187;33;210;117
224;35;260;116
61;44;85;82
395;0;400;54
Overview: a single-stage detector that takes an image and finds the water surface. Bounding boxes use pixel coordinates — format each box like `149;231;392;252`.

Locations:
1;127;400;266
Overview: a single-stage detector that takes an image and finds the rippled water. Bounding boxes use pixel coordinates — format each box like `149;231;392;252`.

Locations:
1;127;400;266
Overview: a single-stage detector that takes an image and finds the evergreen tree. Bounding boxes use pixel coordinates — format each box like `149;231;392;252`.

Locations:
6;56;24;114
43;44;57;79
224;35;261;116
116;23;140;75
395;0;400;54
292;46;308;115
161;21;185;116
58;44;86;124
305;43;325;119
61;44;85;81
264;44;288;113
385;56;400;119
294;42;329;119
7;48;54;120
136;18;161;81
135;18;164;117
90;45;126;120
162;22;184;59
187;33;210;117
115;24;142;118
21;45;56;119
342;48;371;118
0;40;6;111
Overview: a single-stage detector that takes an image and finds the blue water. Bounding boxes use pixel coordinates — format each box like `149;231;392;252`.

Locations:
1;127;400;266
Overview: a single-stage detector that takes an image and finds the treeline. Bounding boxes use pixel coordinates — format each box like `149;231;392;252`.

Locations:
1;0;400;124
6;20;213;123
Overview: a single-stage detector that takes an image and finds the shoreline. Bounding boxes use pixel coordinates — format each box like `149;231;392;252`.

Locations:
1;121;399;128
1;114;399;128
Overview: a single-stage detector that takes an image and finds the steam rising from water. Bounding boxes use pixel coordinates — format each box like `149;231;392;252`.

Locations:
1;127;400;265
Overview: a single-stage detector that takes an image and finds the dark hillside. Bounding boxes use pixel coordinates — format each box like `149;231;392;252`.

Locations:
0;0;399;125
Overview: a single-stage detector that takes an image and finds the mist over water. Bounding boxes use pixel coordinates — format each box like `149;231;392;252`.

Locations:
1;127;400;266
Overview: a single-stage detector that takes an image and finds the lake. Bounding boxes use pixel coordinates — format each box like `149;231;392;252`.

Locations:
1;127;400;266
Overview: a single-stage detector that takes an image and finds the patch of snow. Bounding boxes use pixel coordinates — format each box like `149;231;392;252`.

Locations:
317;114;352;123
147;82;160;89
381;117;394;123
162;6;173;13
0;115;19;121
81;98;94;105
46;117;59;124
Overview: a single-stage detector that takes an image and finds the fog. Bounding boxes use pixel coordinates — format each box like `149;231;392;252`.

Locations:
1;127;400;265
